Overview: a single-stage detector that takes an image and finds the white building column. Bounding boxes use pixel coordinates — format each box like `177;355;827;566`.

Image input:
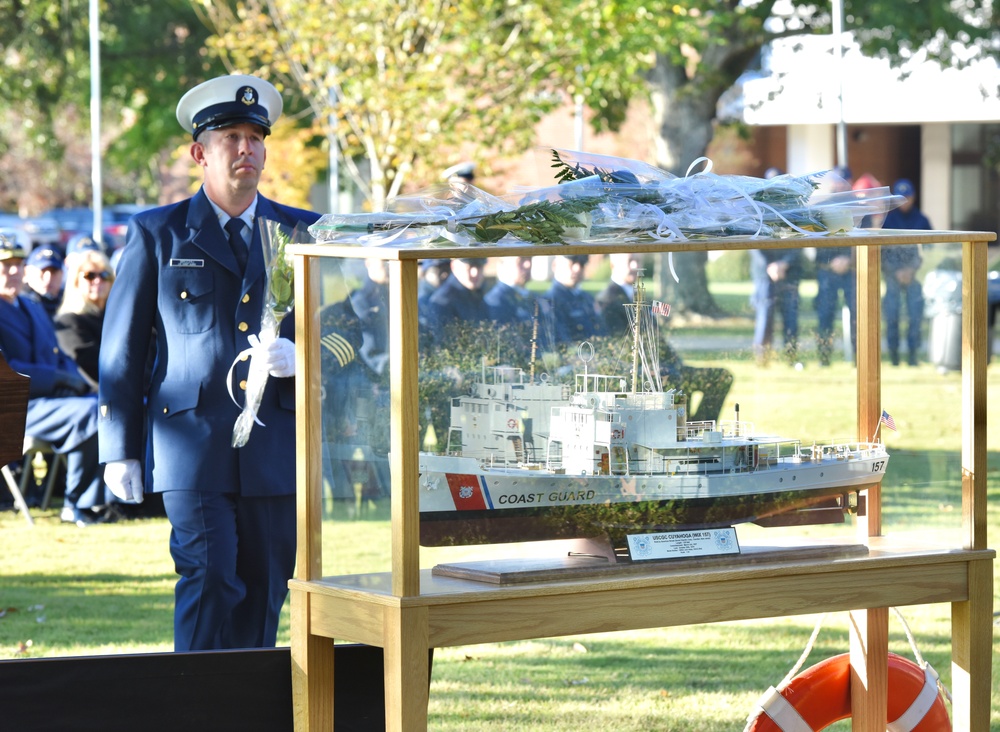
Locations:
921;123;951;229
787;124;836;176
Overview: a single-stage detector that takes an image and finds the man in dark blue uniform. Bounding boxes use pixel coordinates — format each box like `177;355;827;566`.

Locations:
485;255;536;326
543;254;602;347
0;237;106;526
424;257;490;333
98;75;320;651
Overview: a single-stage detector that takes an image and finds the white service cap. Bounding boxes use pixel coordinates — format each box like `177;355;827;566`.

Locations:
176;74;283;140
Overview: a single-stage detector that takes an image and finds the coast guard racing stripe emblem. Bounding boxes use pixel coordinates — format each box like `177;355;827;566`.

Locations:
446;473;488;510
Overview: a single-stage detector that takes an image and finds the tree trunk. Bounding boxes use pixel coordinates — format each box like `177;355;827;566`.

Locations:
644;40;760;318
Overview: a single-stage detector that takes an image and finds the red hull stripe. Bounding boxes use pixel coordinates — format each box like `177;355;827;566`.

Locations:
446;473;490;510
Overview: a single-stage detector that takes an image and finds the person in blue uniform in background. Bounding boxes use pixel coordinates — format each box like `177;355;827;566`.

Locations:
750;247;803;367
423;257;491;334
0;237;108;526
485;255;536;327
814;246;856;366
881;179;929;366
98;75;320;651
543;254;602;347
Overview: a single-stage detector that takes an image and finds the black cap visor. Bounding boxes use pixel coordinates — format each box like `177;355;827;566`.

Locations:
192;102;271;140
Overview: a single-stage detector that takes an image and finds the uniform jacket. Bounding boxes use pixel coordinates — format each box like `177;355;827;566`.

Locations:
98;189;319;496
425;276;490;331
485;281;536;326
543;281;602;346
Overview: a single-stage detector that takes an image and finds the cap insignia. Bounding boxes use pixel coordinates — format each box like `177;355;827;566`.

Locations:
241;87;257;106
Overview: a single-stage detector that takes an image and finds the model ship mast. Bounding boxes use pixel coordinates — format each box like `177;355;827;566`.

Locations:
625;271;661;394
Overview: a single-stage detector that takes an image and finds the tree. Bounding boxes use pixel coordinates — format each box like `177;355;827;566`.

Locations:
558;0;998;315
0;0;225;211
195;0;578;211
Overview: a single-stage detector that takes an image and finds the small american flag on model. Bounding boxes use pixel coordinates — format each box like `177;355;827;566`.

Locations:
651;300;671;316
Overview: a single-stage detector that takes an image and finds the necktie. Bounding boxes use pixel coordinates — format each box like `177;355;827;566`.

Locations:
225;218;248;273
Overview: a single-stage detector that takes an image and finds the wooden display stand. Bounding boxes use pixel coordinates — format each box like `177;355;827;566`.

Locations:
288;231;994;731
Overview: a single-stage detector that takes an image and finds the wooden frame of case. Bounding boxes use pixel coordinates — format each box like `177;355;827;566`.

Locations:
288;230;994;731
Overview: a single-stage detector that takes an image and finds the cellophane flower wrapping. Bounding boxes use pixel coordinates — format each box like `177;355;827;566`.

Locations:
231;217;313;448
307;149;906;247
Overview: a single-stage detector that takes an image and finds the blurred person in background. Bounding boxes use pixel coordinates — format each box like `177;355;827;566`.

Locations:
814;168;858;366
0;236;108;526
750;247;803;367
486;255;537;327
543;254;603;347
54;250;115;391
443;161;475;186
595;252;641;335
424;257;491;333
350;258;392;377
881;179;929;366
65;233;109;258
417;258;451;312
21;245;65;321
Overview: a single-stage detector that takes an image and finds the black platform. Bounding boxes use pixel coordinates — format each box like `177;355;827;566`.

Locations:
0;644;390;732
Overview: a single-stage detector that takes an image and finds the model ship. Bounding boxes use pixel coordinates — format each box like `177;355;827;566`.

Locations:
418;279;889;550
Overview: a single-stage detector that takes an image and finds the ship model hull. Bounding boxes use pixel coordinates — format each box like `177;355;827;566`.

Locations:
418;447;886;547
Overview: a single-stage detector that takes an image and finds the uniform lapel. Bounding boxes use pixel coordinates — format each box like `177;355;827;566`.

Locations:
186;189;242;275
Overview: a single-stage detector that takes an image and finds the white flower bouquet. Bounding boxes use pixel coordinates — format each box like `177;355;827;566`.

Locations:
230;217;312;448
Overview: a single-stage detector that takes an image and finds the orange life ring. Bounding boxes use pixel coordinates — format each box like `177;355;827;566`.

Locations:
507;418;518;429
747;652;950;731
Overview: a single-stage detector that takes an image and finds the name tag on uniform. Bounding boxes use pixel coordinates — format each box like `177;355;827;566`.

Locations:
169;258;204;268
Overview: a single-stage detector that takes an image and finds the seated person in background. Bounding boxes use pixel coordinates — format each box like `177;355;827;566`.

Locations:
0;236;110;526
485;255;537;326
21;245;65;321
423;257;490;333
543;254;602;347
54;249;116;390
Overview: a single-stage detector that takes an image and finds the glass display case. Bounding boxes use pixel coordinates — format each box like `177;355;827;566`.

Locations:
287;231;993;732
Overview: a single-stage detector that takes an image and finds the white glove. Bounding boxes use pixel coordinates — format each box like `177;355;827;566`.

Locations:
104;459;144;503
263;336;296;378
